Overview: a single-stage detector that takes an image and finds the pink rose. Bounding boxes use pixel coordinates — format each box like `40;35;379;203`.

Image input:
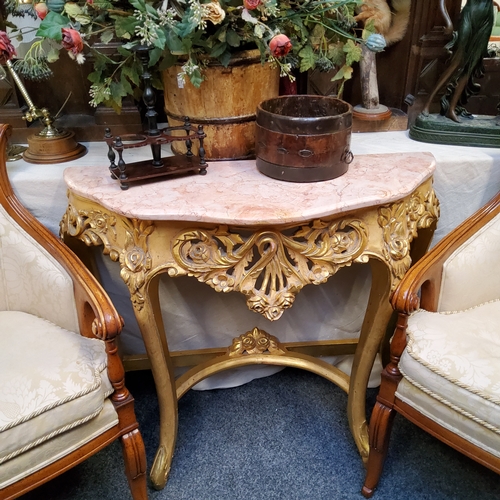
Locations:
34;2;49;20
269;34;292;57
243;0;260;9
61;28;83;58
0;31;16;65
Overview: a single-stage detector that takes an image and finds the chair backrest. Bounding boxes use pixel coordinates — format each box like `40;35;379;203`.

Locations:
0;127;79;332
438;210;500;312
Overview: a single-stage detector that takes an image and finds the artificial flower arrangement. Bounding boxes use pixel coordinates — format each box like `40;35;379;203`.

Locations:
4;0;367;112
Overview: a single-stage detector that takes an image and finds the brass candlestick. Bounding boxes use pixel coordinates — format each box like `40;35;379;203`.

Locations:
5;60;86;164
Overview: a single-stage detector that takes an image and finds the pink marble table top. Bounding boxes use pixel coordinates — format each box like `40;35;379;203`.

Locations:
63;152;436;225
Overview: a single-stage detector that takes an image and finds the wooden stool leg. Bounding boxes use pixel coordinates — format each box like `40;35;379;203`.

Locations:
121;429;148;500
362;400;396;498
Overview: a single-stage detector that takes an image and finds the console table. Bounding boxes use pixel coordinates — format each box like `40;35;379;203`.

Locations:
60;152;438;489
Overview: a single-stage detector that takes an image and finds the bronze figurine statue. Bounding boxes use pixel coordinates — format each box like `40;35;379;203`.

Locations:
409;0;500;148
422;0;495;122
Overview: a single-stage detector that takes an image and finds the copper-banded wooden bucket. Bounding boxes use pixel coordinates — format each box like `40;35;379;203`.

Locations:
255;95;353;182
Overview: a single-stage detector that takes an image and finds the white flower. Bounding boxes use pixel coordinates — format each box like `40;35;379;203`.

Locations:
242;8;258;24
201;1;226;25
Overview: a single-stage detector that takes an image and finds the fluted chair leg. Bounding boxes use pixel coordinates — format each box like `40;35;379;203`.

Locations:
121;429;148;499
362;400;396;498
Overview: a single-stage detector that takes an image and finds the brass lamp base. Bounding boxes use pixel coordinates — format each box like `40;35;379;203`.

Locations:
22;130;87;164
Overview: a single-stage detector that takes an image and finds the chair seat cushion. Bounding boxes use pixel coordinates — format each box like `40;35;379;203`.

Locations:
399;299;500;435
0;311;113;465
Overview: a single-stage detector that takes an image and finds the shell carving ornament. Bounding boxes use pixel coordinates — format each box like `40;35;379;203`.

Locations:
378;186;440;285
169;219;368;321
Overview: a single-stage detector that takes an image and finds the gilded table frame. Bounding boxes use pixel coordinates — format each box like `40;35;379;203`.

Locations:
61;176;439;490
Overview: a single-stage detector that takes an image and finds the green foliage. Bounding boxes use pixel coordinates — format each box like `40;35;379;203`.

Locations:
9;0;365;111
344;39;362;67
121;65;142;87
188;67;204;87
328;43;346;66
36;12;68;41
113;16;138;39
226;30;241;48
362;19;377;40
210;42;229;59
298;45;316;73
165;31;185;55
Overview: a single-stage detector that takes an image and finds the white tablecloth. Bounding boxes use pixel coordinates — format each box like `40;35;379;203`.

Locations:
8;131;500;389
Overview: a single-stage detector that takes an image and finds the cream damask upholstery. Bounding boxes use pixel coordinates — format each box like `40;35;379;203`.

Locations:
362;192;500;497
438;212;500;311
399;300;500;455
0;123;147;499
0;312;113;470
0;202;79;330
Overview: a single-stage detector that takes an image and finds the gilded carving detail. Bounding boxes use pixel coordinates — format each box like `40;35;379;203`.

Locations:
229;327;285;357
378;201;411;282
378;186;439;286
60;204;117;255
62;184;438;319
118;220;154;310
416;188;440;230
169;218;367;321
61;205;154;311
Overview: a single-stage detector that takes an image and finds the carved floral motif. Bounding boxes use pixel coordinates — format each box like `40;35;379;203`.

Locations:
169;218;368;321
119;220;154;310
60;204;117;255
414;188;440;231
378;202;411;282
61;205;154;310
229;327;285;356
378;185;440;285
61;183;439;319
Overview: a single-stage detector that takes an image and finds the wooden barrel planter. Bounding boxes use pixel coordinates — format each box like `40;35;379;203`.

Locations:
163;50;280;160
255;95;353;182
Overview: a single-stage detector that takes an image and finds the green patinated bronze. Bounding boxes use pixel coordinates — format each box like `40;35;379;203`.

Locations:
410;0;500;148
410;113;500;148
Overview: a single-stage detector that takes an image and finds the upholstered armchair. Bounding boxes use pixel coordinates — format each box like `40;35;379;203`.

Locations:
362;191;500;497
0;123;147;498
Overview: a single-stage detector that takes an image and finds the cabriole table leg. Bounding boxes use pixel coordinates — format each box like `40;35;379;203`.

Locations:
348;259;394;461
132;275;178;490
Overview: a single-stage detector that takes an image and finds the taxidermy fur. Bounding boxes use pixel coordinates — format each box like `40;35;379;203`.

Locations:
355;0;412;46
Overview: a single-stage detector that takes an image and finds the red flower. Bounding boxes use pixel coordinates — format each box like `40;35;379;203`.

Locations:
0;31;16;65
61;28;83;58
243;0;260;9
34;2;49;20
269;34;292;57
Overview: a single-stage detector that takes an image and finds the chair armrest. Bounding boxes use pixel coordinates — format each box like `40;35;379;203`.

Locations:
0;124;123;341
391;190;500;315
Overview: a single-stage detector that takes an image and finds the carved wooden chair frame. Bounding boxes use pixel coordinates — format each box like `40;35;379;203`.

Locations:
362;190;500;497
0;123;148;499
